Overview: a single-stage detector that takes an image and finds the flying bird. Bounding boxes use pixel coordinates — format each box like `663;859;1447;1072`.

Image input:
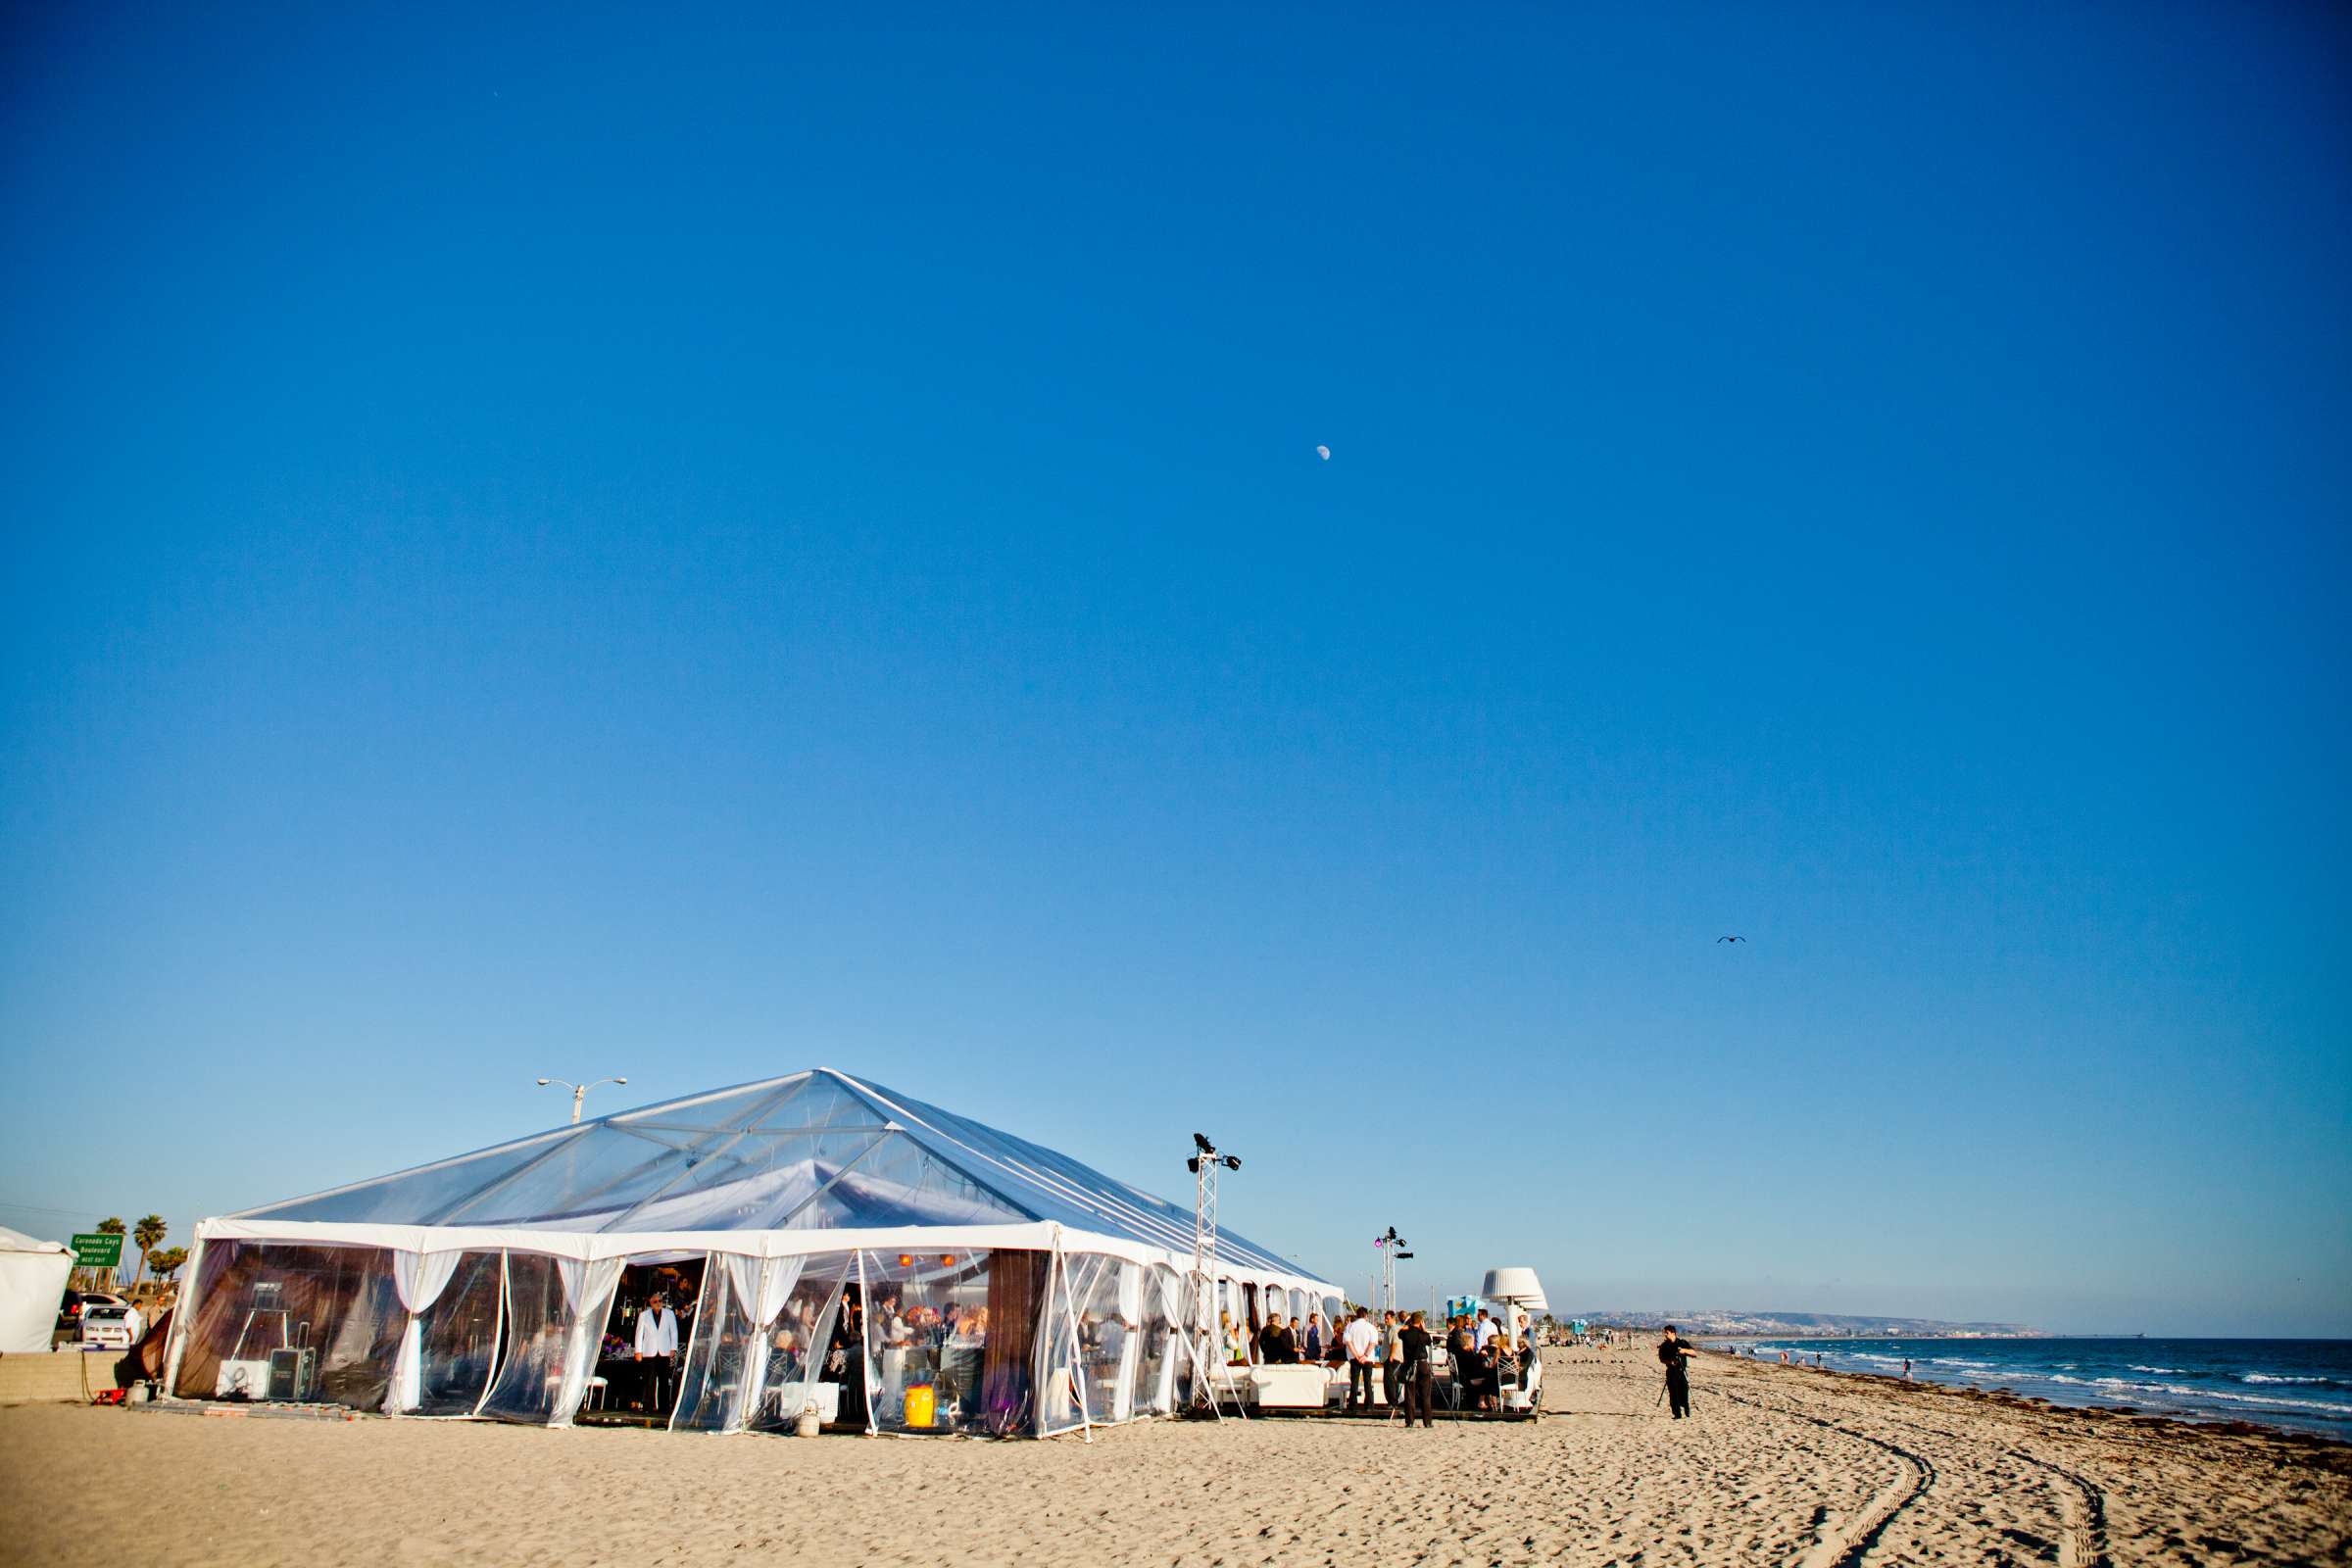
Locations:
1717;935;1745;943
1315;445;1331;461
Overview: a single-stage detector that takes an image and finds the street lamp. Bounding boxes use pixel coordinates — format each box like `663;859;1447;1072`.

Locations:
538;1075;628;1124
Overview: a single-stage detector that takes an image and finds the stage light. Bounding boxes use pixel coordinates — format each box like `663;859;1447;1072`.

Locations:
897;1254;913;1267
1193;1133;1215;1154
940;1255;956;1266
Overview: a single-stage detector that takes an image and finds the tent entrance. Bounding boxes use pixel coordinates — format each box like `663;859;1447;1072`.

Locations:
576;1256;707;1426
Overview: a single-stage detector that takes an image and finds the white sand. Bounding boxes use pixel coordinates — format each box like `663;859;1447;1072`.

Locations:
2;1348;2344;1565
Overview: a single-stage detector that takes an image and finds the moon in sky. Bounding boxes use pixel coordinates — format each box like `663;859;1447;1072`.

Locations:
1315;445;1331;461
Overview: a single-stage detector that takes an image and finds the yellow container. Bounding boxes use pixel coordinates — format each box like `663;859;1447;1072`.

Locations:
905;1384;937;1428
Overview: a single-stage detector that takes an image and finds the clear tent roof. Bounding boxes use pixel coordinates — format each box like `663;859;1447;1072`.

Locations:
234;1068;1317;1280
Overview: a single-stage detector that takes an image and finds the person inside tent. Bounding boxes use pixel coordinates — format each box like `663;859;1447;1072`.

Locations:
824;1285;866;1418
1255;1312;1298;1365
633;1291;680;1411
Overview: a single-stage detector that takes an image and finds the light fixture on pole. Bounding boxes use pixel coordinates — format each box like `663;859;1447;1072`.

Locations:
1372;1226;1412;1317
1186;1133;1244;1417
537;1075;628;1125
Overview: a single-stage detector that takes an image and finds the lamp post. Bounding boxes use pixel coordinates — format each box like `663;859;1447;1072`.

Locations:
1186;1133;1243;1415
538;1075;628;1124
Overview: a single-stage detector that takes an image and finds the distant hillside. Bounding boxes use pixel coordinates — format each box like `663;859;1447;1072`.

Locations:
1569;1308;2045;1338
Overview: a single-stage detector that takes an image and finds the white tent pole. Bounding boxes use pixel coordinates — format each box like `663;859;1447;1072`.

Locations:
1054;1237;1092;1444
732;1257;772;1435
857;1249;877;1436
472;1250;510;1418
158;1233;207;1400
665;1251;712;1433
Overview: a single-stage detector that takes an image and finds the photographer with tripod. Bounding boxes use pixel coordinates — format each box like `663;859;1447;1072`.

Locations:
1656;1325;1696;1419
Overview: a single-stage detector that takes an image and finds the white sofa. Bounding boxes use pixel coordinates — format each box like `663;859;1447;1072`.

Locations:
1250;1365;1329;1409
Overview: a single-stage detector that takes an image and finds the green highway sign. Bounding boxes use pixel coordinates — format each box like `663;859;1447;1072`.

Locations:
71;1233;123;1269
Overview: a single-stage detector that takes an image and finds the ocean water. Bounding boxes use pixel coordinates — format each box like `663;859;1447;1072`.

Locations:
1732;1337;2352;1442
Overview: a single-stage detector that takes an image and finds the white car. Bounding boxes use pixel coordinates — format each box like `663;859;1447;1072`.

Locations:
80;1303;142;1350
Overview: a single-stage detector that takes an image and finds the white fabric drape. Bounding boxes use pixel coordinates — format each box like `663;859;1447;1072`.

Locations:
1116;1262;1143;1325
726;1252;808;1433
548;1256;623;1428
724;1254;763;1329
386;1250;466;1413
856;1250;878;1434
1112;1261;1143;1421
1156;1268;1190;1411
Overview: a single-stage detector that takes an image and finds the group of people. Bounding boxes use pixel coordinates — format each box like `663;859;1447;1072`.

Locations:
1444;1307;1537;1414
815;1287;1000;1426
1215;1301;1542;1425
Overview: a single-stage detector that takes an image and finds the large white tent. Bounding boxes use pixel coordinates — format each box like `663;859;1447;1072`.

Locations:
0;1227;72;1354
163;1068;1338;1436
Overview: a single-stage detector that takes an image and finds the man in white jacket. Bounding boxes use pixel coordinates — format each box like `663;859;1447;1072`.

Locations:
633;1292;680;1413
1342;1307;1380;1413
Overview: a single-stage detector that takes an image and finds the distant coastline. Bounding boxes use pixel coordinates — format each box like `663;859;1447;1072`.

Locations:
1569;1309;2049;1339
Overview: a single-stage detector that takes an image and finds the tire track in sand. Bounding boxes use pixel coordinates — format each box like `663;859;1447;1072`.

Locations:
1800;1396;2113;1568
1708;1384;1935;1568
2010;1446;2110;1568
1735;1379;2111;1568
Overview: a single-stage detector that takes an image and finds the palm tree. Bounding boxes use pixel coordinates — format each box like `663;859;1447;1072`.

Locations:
132;1215;168;1285
88;1217;125;1292
147;1247;189;1282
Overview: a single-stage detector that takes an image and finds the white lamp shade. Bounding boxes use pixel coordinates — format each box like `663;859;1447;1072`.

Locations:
1481;1267;1548;1310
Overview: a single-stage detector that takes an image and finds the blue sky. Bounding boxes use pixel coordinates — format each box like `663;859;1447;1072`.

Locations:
3;3;2345;1335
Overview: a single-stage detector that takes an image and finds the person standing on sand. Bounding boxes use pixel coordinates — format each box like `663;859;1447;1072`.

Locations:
1382;1311;1404;1406
1657;1325;1695;1419
1903;1358;1913;1379
1396;1310;1434;1427
1343;1307;1380;1413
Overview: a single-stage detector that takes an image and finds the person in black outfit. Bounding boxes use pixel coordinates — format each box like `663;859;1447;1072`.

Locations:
1395;1311;1434;1428
1256;1313;1299;1365
1446;1316;1478;1411
827;1288;866;1417
1658;1324;1695;1419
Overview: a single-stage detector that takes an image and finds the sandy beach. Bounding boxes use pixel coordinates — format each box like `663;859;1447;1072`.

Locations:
2;1348;2344;1566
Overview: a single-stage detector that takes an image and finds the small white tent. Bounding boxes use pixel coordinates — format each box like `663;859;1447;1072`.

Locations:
0;1228;72;1353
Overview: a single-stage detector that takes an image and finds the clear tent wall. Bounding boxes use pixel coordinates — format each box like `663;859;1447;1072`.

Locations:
161;1069;1336;1436
170;1237;1223;1435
